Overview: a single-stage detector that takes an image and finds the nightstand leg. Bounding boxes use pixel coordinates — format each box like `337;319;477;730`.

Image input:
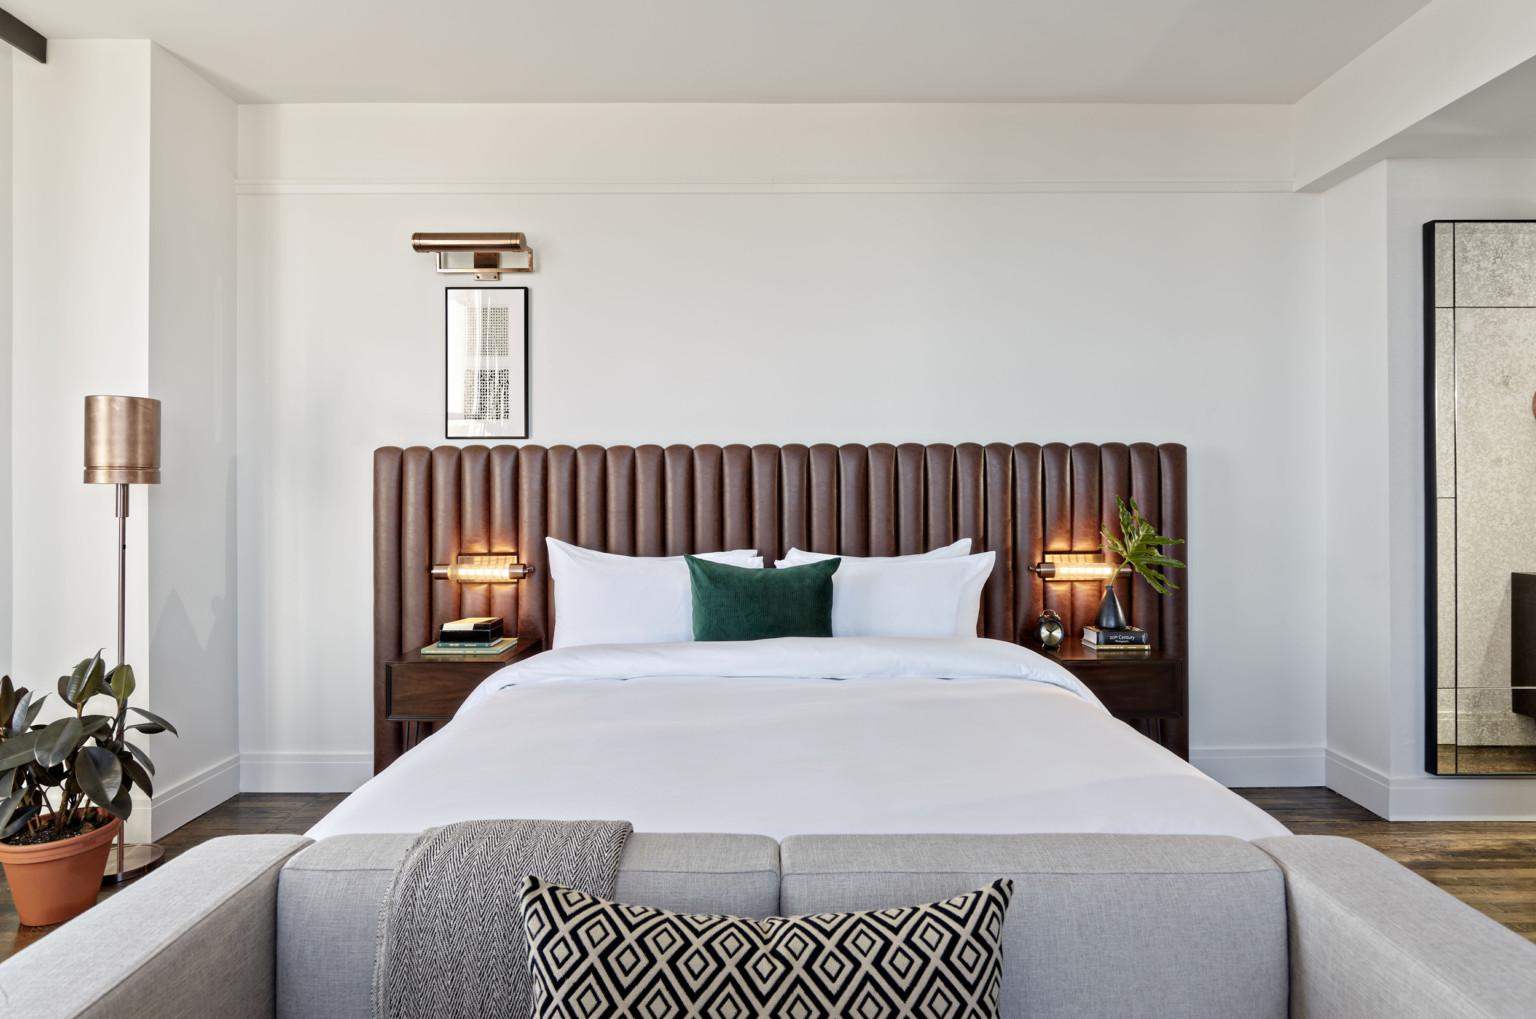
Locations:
1163;718;1189;760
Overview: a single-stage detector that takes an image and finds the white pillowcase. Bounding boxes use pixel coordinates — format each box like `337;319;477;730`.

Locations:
546;538;762;649
774;538;971;569
823;552;996;639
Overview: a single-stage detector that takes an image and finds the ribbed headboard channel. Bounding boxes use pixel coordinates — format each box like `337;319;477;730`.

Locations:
374;442;1188;770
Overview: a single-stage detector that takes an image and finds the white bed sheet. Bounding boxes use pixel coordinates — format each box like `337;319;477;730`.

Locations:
308;637;1287;841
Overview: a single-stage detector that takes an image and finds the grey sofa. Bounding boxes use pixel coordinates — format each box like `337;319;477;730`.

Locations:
3;831;1535;1019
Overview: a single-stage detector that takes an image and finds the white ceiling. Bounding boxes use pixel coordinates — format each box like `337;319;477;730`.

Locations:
8;0;1432;105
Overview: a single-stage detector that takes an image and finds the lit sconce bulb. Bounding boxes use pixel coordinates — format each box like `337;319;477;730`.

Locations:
430;556;534;582
1030;554;1120;582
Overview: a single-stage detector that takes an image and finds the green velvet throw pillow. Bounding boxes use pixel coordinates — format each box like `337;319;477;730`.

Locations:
686;555;838;641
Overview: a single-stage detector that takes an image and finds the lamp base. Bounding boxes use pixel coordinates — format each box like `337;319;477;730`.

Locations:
102;843;165;884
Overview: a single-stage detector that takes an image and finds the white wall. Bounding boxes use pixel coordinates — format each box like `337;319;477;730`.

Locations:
11;41;240;838
1322;164;1395;806
238;103;1293;189
236;104;1327;791
13;40;155;838
144;45;240;838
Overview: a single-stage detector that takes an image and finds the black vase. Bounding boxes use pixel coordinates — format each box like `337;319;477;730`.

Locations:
1095;584;1128;630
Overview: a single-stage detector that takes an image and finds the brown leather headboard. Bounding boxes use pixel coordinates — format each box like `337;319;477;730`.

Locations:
374;442;1187;769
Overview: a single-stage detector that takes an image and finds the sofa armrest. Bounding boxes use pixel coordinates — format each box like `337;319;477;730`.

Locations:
0;833;312;1019
1254;835;1536;1019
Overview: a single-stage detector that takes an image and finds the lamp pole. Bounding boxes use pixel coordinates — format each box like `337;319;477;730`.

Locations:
84;395;163;883
116;484;127;668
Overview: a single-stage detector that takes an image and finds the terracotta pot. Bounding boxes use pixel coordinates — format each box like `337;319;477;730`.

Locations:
0;812;121;926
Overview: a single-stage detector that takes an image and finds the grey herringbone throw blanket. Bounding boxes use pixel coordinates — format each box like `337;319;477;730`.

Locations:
373;818;632;1019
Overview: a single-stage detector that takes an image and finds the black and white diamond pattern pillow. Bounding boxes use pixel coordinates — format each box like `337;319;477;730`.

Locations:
520;874;1013;1019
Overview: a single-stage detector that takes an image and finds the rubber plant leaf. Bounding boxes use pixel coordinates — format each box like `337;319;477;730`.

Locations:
64;653;103;707
0;785;25;834
104;781;133;820
33;716;83;769
75;745;123;806
0;804;38;840
117;751;152;798
19;694;44;732
0;677;12;729
0;732;38;771
128;706;177;736
124;741;155;777
109;664;135;702
9;690;29;734
125;722;165;735
78;714;114;738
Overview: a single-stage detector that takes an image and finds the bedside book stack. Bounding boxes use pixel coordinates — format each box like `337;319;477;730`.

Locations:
420;636;517;655
1083;625;1150;648
420;617;515;655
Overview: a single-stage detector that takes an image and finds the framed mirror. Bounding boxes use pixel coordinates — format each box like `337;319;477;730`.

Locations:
1425;220;1536;774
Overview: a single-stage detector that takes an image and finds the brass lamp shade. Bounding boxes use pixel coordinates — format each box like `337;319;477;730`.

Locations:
84;395;161;485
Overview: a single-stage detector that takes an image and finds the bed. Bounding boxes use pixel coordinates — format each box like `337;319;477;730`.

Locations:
345;441;1286;842
316;634;1284;840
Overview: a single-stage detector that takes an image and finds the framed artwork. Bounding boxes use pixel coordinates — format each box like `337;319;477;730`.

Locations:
445;287;529;439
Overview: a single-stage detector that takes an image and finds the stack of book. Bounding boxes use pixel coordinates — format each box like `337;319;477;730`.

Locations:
1083;625;1150;649
420;617;517;655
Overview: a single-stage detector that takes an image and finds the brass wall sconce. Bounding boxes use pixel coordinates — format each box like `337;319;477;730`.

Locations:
1029;553;1119;582
412;232;533;280
431;555;534;583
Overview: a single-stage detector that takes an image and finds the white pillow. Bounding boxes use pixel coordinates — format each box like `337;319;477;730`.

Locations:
823;552;996;638
546;538;762;649
774;538;971;569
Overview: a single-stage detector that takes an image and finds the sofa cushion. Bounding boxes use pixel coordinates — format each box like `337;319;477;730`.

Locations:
780;833;1288;1019
276;831;780;1019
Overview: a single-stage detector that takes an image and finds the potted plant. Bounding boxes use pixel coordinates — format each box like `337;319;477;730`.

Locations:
1097;496;1186;630
0;651;176;926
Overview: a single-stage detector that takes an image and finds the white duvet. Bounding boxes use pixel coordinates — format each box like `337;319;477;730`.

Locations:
308;637;1287;841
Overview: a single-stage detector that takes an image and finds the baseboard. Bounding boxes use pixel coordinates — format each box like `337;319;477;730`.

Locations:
1320;749;1536;819
1383;774;1536;820
240;751;373;793
1189;746;1326;787
1323;748;1392;818
149;754;241;841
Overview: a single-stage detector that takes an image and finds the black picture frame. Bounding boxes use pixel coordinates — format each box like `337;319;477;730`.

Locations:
444;286;530;440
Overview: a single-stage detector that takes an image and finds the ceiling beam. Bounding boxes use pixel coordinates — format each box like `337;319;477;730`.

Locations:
0;6;44;64
1294;0;1536;190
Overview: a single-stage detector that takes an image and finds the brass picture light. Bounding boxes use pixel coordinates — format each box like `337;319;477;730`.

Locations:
411;232;533;280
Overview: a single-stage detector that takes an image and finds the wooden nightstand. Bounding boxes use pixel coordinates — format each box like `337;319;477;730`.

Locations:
385;639;543;751
1041;638;1188;760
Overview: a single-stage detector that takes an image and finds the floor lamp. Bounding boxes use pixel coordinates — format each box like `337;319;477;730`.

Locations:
83;394;164;883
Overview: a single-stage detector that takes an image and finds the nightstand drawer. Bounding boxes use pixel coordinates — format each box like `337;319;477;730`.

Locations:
1040;638;1188;759
1071;659;1182;716
386;663;501;719
385;640;542;721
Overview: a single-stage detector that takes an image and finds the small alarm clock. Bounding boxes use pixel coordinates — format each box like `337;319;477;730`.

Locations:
1037;609;1065;649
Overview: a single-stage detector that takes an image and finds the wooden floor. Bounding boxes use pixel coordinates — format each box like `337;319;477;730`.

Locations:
1;787;1533;962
